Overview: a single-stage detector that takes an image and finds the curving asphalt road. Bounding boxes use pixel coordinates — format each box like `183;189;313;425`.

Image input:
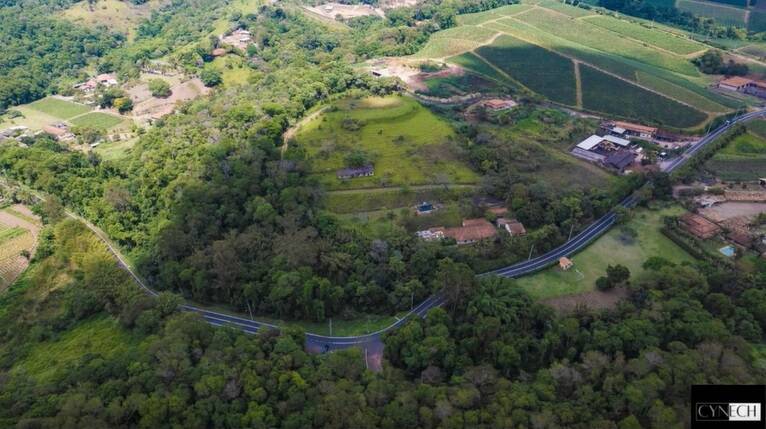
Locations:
58;108;766;356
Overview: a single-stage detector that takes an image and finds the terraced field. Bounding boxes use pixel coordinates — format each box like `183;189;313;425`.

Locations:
0;205;40;292
418;0;742;127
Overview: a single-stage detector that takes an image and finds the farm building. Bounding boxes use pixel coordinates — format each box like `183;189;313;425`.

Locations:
605;150;636;172
444;218;497;244
745;81;766;98
611;121;657;139
718;76;753;92
337;165;374;179
481;99;517;111
679;212;721;239
728;230;754;249
220;29;253;51
74;73;118;93
497;218;526;236
575;134;630;151
41;123;74;141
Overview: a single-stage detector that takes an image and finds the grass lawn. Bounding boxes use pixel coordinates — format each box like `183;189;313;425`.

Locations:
324;185;476;213
13;315;143;383
61;0;161;41
210;56;254;87
70;112;125;130
27;97;91;120
295;95;478;190
0;105;63;131
513;205;695;300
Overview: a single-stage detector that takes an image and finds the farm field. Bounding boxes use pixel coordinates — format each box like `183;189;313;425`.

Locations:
94;138;138;161
706;129;766;181
474;34;577;105
0;205;41;292
513;205;694;300
419;71;502;98
676;0;748;27
210;56;255;87
417;0;734;127
582;15;706;55
70;112;125;130
27;97;91;120
324;185;476;214
294;95;478;190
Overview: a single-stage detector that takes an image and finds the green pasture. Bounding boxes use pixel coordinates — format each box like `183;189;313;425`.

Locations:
324;185;476;214
513;205;694;300
28;97;91;120
295;95;478;190
706;130;766;180
70;112;124;130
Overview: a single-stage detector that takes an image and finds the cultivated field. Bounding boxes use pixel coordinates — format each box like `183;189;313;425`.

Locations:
513;205;694;300
676;0;749;27
294;95;478;190
414;0;739;127
0;205;41;292
28;98;90;120
70;112;125;130
706;128;766;181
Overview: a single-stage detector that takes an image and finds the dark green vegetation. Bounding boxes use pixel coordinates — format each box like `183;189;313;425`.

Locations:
418;71;502;98
0;2;121;110
580;65;709;128
600;0;750;36
705;121;766;180
474;34;577;105
2;216;766;427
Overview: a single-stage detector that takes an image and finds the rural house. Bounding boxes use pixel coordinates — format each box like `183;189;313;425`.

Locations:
41;123;74;142
611;121;657;139
605;150;636;172
679;213;721;239
481;99;517;111
337;165;374;179
718;76;752;92
497;218;526;236
444;218;497;244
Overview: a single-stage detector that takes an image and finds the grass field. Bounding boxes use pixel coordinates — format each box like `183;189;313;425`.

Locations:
94;138;138;161
514;205;694;300
210;56;255;87
69;112;124;130
580;65;708;127
456;4;534;25
706;129;766;180
61;0;162;41
324;185;476;213
13;316;143;383
27;97;91;120
475;34;578;105
295;95;478;190
419;72;501;97
583;15;706;55
676;0;748;27
415;1;732;126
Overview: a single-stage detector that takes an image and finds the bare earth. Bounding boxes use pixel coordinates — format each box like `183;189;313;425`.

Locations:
133;78;211;121
0;205;42;292
700;202;766;222
304;3;385;19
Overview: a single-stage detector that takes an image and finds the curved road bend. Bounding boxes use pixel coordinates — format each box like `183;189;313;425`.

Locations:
55;109;766;356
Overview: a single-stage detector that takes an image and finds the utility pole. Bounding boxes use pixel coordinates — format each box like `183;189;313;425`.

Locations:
411;292;414;311
246;300;254;321
568;222;575;241
329;318;332;336
528;244;535;260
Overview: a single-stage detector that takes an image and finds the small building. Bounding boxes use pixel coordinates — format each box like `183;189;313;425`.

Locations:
745;80;766;99
443;218;497;245
416;201;435;215
497;218;526;236
679;213;721;239
41;123;74;141
605;150;636;172
481;99;517;111
96;73;118;86
654;129;679;142
718;76;753;92
576;135;605;151
337;165;374;179
610;126;626;136
559;257;573;270
728;230;754;249
612;121;657;139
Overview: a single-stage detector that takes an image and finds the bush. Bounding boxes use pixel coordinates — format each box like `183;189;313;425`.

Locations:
148;79;172;98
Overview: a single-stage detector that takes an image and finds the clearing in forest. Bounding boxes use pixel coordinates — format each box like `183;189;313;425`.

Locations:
0;205;41;292
293;95;478;190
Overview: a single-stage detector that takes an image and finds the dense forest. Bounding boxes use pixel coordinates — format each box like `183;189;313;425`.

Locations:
0;215;765;427
0;2;122;109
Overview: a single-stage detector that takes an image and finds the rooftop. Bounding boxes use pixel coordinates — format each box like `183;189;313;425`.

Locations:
719;76;752;87
576;135;604;151
612;121;657;135
603;135;630;147
605;150;636;170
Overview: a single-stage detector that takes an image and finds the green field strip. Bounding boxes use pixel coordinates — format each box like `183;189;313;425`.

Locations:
507;7;699;76
536;0;597;17
27;98;91;120
636;71;729;113
583;15;706;55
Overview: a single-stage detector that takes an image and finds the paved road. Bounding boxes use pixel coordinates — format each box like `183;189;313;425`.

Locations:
43;108;766;357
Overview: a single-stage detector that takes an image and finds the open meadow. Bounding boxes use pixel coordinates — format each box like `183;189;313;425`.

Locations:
414;0;742;128
60;0;165;41
706;123;766;181
294;95;478;190
513;205;694;300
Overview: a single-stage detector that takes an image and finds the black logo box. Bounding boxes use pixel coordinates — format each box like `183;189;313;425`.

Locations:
691;385;766;429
